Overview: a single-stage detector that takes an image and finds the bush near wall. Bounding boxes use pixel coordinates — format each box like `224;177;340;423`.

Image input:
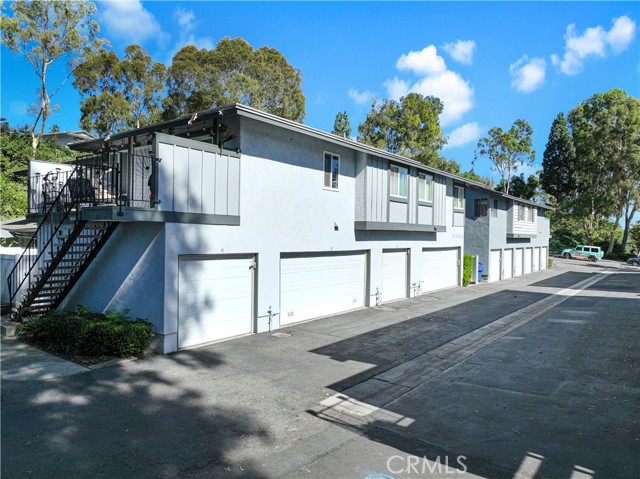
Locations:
462;253;474;286
16;307;153;358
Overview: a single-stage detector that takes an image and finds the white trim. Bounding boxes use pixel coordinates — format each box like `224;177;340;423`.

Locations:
323;151;340;191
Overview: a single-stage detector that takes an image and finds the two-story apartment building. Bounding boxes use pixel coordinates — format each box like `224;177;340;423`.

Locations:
464;186;552;283
9;104;473;353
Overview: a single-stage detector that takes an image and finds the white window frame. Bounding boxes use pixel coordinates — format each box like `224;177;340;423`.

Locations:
390;164;408;199
418;172;434;203
323;151;340;190
453;185;464;210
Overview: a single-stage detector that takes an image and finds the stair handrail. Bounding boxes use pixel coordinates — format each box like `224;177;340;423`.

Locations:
7;164;81;309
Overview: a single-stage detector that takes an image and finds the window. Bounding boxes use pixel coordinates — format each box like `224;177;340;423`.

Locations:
492;199;499;218
418;172;434;202
474;199;488;217
323;152;339;189
390;165;408;198
453;185;464;210
518;204;525;221
530;207;536;223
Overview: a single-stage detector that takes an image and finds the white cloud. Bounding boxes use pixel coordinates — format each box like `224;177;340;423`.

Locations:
551;15;637;75
348;88;375;105
410;71;474;126
165;7;215;63
444;122;482;149
510;55;546;93
174;7;196;32
607;15;637;53
382;77;410;101
384;45;475;126
396;45;447;76
100;0;163;44
442;40;476;65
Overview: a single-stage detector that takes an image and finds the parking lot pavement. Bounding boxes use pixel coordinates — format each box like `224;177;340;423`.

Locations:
1;259;638;479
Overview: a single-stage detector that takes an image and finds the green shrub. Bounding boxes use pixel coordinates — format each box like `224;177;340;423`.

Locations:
462;253;474;286
16;307;153;358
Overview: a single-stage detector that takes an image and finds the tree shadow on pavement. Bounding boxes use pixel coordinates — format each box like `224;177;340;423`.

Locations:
1;348;272;479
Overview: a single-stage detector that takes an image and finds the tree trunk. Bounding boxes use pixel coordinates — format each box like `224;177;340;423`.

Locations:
606;212;621;254
621;202;637;252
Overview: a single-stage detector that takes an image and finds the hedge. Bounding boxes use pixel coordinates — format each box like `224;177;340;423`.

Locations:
16;307;153;358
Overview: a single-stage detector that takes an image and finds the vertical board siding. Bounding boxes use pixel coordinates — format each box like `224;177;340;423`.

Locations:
214;155;229;215
173;146;189;212
156;134;240;216
433;175;447;226
202;151;216;214
188;149;203;214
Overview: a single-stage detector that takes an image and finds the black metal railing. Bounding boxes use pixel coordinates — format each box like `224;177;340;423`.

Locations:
28;153;157;214
8;165;82;308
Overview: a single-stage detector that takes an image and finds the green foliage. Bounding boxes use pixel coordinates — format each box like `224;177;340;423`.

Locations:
357;93;447;166
332;111;351;138
540;112;576;201
16;307;153;358
164;38;305;122
474;119;534;195
629;223;640;253
495;173;540;201
1;0;103;147
73;45;167;136
0;122;78;219
566;88;640;251
462;253;474;286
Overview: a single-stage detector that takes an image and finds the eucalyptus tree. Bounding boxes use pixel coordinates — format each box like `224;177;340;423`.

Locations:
357;93;447;167
1;0;102;148
164;37;305;122
568;88;640;253
474;119;534;196
73;45;167;136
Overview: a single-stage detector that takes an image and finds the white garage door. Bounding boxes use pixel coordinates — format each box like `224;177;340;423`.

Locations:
382;250;408;303
541;247;548;270
178;255;254;349
533;248;540;272
524;248;532;275
503;249;513;279
421;248;459;293
280;251;366;326
514;248;524;276
489;250;501;283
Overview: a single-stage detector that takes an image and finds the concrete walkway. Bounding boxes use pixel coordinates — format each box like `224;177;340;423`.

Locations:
1;336;89;381
1;258;638;479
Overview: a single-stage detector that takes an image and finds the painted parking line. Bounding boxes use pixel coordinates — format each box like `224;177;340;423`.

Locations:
317;272;614;427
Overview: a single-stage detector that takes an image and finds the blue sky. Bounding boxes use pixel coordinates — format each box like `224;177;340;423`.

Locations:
2;1;639;181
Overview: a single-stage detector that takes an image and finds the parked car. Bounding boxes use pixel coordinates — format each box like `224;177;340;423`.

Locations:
627;257;640;266
561;245;603;262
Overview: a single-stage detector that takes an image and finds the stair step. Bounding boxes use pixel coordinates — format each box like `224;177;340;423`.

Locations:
45;258;86;264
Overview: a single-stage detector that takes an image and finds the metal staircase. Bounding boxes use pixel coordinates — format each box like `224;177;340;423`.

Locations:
7;165;119;320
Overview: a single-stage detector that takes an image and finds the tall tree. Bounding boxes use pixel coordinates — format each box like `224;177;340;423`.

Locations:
163;38;305;122
73;45;167;136
332;111;351;138
0;121;78;219
1;0;102;149
474;119;534;196
495;173;541;201
357;93;447;166
540;112;576;202
568;88;640;253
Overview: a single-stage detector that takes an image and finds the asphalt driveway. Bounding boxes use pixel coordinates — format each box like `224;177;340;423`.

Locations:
2;259;638;479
